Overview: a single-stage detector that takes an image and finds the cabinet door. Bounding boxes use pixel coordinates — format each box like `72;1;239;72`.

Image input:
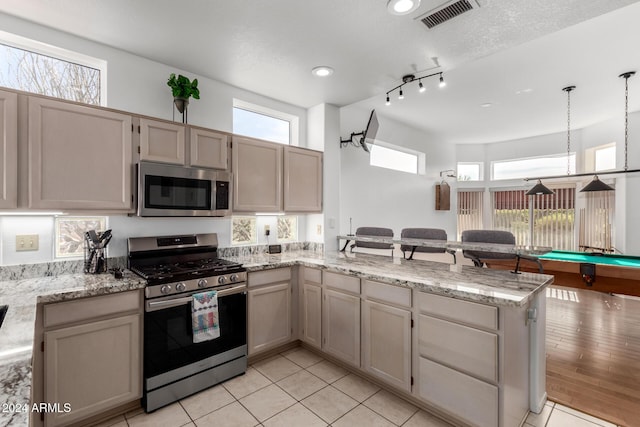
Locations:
283;146;322;212
232;136;283;212
301;282;322;349
139;118;185;165
0;90;17;208
44;314;141;427
28;97;132;210
323;288;360;367
190;127;228;169
248;282;291;355
362;300;411;391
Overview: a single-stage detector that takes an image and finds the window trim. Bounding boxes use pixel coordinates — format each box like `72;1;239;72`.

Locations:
368;140;425;175
0;30;107;106
233;99;299;146
491;152;576;181
457;162;483;181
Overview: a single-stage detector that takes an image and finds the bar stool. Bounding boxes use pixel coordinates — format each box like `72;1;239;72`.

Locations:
350;227;394;256
400;228;456;263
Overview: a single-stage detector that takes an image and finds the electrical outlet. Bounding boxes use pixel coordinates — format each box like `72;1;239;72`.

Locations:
16;234;39;252
317;224;322;235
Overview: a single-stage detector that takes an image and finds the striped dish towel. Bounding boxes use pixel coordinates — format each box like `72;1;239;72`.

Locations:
192;290;220;343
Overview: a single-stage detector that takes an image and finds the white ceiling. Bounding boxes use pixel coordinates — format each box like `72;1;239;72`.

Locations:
1;0;639;143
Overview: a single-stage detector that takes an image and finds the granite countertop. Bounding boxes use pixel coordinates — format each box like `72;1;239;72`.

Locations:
337;234;553;256
0;250;552;426
0;272;145;427
223;250;554;307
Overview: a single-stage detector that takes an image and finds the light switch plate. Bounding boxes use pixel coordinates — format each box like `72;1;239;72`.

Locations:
16;234;39;251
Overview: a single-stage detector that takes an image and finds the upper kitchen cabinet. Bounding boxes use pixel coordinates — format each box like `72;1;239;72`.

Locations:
138;118;185;165
0;90;18;209
27;96;133;211
232;136;323;213
137;118;229;169
284;146;322;212
189;126;228;169
232;136;283;212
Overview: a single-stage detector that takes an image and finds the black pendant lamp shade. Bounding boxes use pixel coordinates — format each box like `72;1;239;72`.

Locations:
580;175;614;192
526;179;555;195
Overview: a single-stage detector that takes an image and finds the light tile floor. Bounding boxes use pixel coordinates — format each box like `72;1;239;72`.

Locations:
96;347;621;427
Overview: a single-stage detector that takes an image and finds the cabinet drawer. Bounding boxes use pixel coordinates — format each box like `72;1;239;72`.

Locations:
418;357;498;427
418;315;498;383
44;291;141;329
303;267;322;284
323;271;360;294
417;292;497;330
248;268;291;287
362;280;411;308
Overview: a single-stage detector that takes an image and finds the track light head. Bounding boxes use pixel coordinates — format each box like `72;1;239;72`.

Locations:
439;74;446;88
398;88;404;100
418;80;425;93
385;95;390;106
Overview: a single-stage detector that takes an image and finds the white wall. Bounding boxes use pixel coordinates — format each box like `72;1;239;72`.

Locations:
339;104;457;240
460;111;640;255
0;13;315;266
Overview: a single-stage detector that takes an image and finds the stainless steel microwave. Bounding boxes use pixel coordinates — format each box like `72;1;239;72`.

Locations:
137;162;231;217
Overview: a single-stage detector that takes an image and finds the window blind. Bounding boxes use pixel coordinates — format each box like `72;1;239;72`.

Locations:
579;191;614;252
457;190;483;240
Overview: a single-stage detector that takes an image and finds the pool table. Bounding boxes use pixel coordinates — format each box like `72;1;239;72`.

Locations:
486;251;640;296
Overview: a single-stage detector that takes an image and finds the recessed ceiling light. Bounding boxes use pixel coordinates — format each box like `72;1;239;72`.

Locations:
311;66;334;77
387;0;421;15
480;103;493;108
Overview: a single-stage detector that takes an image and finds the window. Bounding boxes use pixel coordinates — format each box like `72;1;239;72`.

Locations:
233;99;299;145
55;216;107;258
595;145;616;171
457;190;484;239
277;216;298;241
0;31;106;105
579;191;614;252
369;142;422;174
492;153;575;180
231;216;257;245
491;187;575;250
457;162;482;181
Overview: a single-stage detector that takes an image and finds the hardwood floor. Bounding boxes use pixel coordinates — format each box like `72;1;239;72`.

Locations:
546;286;640;427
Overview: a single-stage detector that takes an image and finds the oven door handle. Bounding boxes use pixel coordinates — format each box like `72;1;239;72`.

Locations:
146;285;247;312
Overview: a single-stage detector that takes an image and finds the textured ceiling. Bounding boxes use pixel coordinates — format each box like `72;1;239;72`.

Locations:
0;0;638;143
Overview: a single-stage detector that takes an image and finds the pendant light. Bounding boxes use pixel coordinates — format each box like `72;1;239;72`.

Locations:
581;72;635;192
527;86;575;195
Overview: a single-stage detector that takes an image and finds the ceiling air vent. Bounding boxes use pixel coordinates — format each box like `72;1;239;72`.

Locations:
418;0;477;29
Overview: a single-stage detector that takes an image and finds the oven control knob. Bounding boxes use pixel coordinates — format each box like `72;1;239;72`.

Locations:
197;279;208;288
230;274;239;282
218;276;226;285
176;282;186;292
160;285;172;294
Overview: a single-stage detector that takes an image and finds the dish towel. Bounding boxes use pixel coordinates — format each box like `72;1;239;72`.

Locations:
192;290;220;343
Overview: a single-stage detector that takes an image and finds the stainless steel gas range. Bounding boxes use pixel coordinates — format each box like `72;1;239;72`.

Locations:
128;233;247;412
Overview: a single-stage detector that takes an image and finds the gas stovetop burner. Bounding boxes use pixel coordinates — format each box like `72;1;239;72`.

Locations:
127;233;246;291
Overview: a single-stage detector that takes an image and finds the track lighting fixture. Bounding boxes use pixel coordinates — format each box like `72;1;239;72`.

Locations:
385;95;390;106
385;72;445;105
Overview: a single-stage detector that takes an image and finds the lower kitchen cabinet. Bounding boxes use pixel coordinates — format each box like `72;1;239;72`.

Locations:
362;299;411;391
40;291;142;427
322;288;360;367
248;268;292;355
301;272;322;349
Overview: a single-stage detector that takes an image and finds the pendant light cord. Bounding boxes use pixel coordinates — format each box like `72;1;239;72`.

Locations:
624;74;630;171
563;86;575;176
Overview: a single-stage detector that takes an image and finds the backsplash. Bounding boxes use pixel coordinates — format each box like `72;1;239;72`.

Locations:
0;243;324;281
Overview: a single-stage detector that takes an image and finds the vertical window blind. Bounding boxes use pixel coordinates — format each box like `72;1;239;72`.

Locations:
580;191;615;252
457;190;483;240
489;186;575;250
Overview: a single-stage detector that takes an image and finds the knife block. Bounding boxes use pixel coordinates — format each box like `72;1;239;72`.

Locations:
84;231;108;274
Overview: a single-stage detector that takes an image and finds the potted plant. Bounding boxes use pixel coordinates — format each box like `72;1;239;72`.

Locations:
167;73;200;114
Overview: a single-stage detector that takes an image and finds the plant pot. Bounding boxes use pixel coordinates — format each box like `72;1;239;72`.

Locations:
174;97;189;113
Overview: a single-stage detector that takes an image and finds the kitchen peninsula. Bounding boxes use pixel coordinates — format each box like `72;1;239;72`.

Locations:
0;250;552;427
